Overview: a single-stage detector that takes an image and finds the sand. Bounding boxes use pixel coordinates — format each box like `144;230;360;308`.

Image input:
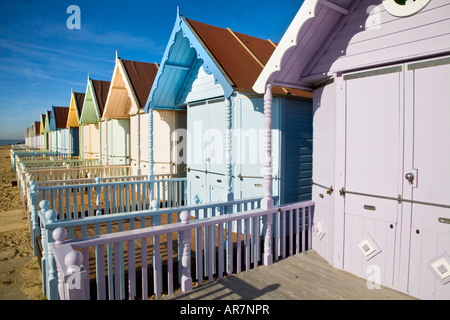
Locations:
0;146;45;300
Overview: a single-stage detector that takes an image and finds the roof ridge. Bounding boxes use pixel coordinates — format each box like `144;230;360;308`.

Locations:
226;27;265;69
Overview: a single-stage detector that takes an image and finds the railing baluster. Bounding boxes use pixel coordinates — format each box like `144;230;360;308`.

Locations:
153;235;161;299
295;208;300;254
141;237;148;300
245;217;250;271
127;239;135;300
167;232;173;295
96;244;106;300
196;226;203;285
74;188;78;219
227;221;233;276
237;218;241;274
282;209;286;259
302;206;306;252
81;246;90;300
113;241;121;300
289;209;293;257
88;187;92;217
218;221;224;279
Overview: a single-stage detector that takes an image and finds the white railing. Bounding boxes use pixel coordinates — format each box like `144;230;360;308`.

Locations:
39;196;265;300
49;199;314;300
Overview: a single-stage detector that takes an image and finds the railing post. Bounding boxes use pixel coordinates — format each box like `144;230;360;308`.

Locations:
44;209;59;300
95;177;102;216
39;200;49;296
29;182;40;256
180;211;192;292
51;227;88;300
261;83;274;210
263;212;273;266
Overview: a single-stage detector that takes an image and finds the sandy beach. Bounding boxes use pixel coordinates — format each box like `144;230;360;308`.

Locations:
0;146;44;300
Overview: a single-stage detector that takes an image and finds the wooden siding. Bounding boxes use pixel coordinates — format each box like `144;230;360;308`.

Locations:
281;98;313;204
182;65;225;104
311;0;450;75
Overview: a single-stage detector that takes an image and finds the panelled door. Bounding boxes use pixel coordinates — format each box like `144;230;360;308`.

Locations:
405;57;450;299
344;56;450;299
187;98;226;206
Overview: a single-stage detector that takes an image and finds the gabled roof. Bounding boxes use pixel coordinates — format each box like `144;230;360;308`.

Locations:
40;114;46;134
67;90;85;127
146;10;311;112
80;77;111;124
50;106;69;130
34;121;40;135
44;110;51;133
103;56;158;119
254;0;446;92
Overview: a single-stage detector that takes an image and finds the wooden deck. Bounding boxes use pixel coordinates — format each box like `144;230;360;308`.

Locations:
162;250;416;300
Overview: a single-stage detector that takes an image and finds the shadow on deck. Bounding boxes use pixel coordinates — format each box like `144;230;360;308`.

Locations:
163;250;416;300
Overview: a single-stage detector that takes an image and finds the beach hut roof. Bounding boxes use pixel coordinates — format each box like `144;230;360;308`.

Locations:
103;57;159;119
40;114;46;134
34;121;40;135
67;91;86;128
44;110;51;133
50;106;69;130
253;0;446;93
145;10;311;111
80;77;111;124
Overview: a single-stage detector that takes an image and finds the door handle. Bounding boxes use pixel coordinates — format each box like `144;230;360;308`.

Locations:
405;172;415;184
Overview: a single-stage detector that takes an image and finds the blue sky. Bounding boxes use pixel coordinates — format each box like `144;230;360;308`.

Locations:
0;0;303;140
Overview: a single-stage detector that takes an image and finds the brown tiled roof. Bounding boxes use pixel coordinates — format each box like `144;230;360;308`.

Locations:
121;59;159;108
53;106;69;129
34;121;40;135
74;92;85;116
91;80;111;116
185;18;311;98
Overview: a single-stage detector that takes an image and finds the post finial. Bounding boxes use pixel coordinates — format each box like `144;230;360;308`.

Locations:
150;199;160;210
52;227;68;244
64;251;83;275
39;200;49;211
45;209;57;222
180;210;190;224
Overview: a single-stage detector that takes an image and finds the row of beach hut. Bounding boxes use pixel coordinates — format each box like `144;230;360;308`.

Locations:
17;0;450;301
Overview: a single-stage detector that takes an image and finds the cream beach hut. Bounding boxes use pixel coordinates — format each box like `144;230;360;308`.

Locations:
101;54;159;172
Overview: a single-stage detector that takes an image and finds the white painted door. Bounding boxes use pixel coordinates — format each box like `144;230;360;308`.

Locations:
234;96;265;199
187;102;208;205
405;58;450;300
343;56;450;299
344;65;403;288
187;99;227;205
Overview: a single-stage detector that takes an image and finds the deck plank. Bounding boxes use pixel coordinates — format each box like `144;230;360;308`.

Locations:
163;250;416;300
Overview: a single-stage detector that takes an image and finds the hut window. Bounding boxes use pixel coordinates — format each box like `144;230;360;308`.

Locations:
383;0;431;17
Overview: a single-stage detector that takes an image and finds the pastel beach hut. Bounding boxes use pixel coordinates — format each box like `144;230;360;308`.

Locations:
39;114;47;150
49;106;70;155
101;54;159;171
66;90;85;157
146;10;313;207
34;121;41;149
79;77;111;161
44;110;52;152
253;0;450;299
